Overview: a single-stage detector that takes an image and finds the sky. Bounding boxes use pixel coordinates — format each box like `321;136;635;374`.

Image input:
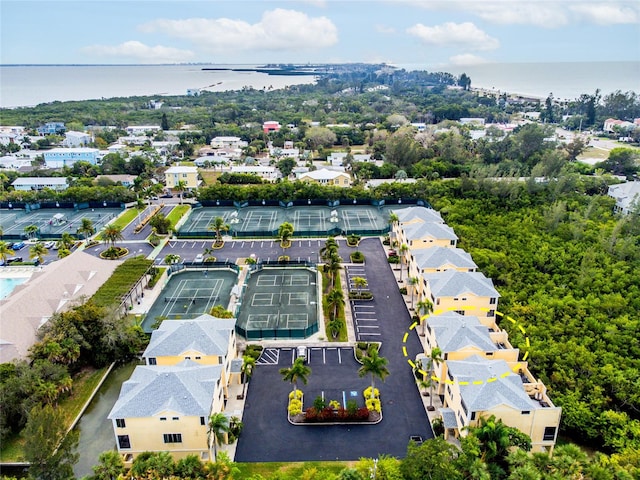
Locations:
1;0;639;67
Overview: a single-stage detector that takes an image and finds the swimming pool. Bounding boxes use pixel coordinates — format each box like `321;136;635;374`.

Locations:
0;277;29;300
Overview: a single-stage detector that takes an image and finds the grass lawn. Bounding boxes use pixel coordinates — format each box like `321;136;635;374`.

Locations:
199;169;222;185
0;366;109;462
167;204;190;231
235;461;355;478
95;208;139;240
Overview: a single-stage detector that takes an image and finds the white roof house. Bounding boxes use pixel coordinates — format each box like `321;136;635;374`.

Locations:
230;165;278;181
12;177;69;191
412;247;477;273
210;137;247;149
63;131;92;147
126;125;161;136
394;206;444;225
608;181;640;215
423;270;500;300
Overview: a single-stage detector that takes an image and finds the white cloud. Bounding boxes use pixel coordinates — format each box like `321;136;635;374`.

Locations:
449;53;489;66
407;22;499;50
375;24;396;34
81;41;194;63
139;9;338;52
570;3;640;24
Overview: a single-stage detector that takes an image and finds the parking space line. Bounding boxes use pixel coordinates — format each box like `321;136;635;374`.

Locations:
359;332;381;336
357;325;379;329
356;318;378;322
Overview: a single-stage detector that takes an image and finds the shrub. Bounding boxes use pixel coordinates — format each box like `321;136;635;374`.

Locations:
289;390;303;400
245;344;263;360
356;407;370;420
329;400;341;410
366;398;381;413
313;396;327;411
399;287;407;295
304;407;318;422
288;399;303;416
349;291;373;300
350;251;365;263
388;255;399;264
347;234;361;246
363;387;380;399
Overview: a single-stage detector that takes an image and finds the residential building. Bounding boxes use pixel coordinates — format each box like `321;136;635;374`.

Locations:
440;355;561;453
297;168;351;187
37;122;65;135
459;118;486;126
263;121;281;133
421;270;500;320
210;137;248;149
164;166;200;191
62;131;92;147
394;206;444;225
408;246;477;281
269;146;299;159
0;156;32;170
12;177;69;191
603;118;634;133
421;312;519;394
230;165;278;181
108;361;224;464
126;125;161;136
94;175;137;188
608;181;640;215
394;221;458;251
328;152;373;167
42;147;99;168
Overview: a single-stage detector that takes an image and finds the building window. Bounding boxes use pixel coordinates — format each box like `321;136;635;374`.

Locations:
117;435;131;449
450;240;455;245
160;417;167;421
470;412;476;420
200;416;206;425
487;310;495;317
522;411;531;415
172;416;179;420
185;356;191;360
543;426;557;441
195;356;201;360
486;352;494;356
163;433;183;443
454;310;465;315
453;297;459;301
116;418;126;428
148;357;156;365
490;297;497;304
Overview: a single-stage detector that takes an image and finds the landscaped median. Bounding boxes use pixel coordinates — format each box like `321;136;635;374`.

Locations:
287;389;381;425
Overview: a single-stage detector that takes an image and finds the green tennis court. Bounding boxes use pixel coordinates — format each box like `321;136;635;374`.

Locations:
0;208;121;238
142;269;238;332
236;267;320;339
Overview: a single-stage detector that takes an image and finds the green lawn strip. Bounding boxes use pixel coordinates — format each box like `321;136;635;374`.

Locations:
92;256;153;307
199;169;221;185
235;461;354;478
166;204;190;231
321;267;348;342
0;366;108;462
95;208;139;240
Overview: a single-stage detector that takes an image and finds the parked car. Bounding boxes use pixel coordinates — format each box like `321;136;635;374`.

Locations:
160;193;173;198
296;346;308;363
6;256;23;264
44;241;56;249
194;253;204;263
11;242;25;250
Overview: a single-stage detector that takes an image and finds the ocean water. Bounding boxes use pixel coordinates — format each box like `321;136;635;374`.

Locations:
0;64;316;108
0;62;637;109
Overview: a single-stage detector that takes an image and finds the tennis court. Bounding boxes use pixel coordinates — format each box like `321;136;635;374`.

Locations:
142;269;237;332
235;207;284;233
181;207;237;233
236;267;319;339
0;208;121;238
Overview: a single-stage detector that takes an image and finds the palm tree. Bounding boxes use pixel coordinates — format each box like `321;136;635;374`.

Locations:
388;212;399;232
29;242;48;263
358;347;390;400
77;218;95;242
327;317;342;339
0;241;15;264
101;224;123;250
427;347;443;409
326;288;344;322
416;299;433;336
164;253;181;265
24;224;39;239
92;450;125;480
57;231;76;251
353;276;367;295
175;180;187;204
279;357;311;394
278;222;294;251
209;216;229;245
399;243;409;282
207;412;230;461
320;236;338;262
241;355;256;399
203;247;216;261
325;252;342;289
408;276;419;309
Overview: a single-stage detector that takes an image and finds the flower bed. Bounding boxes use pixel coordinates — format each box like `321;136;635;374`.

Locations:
288;393;381;425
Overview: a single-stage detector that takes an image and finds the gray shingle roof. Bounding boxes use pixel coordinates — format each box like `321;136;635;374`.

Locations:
440;408;458;428
393;206;444;224
403;222;458;242
108;361;222;419
427;312;497;352
143;314;235;358
413;247;477;271
447;355;539;411
424;270;500;298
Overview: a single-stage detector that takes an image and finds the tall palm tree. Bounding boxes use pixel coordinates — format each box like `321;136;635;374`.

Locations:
388;212;399;233
0;241;15;264
320;236;338;263
58;231;76;250
416;299;433;335
209;216;229;245
279;357;311;393
78;218;95;242
29;242;48;263
164;253;181;265
399;243;409;282
358;347;390;400
408;276;419;309
101;224;123;250
326;288;345;322
241;355;256;399
325;252;342;289
278;222;294;251
24;224;39;239
207;412;230;461
175;180;187;204
427;346;443;409
353;276;367;294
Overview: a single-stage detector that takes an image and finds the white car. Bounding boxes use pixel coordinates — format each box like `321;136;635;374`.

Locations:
296;346;307;363
44;241;56;249
194;253;204;263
